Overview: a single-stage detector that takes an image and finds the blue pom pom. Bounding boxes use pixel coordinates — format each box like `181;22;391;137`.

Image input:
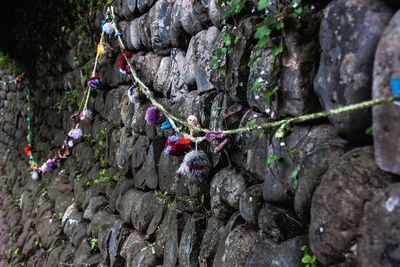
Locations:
161;118;172;129
390;77;400;97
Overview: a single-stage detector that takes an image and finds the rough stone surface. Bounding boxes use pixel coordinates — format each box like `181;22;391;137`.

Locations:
310;146;396;265
314;0;393;142
372;10;400;175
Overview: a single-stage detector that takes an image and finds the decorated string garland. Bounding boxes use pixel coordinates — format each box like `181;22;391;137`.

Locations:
24;6;400;182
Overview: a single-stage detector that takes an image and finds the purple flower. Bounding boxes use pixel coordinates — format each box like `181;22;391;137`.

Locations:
145;106;165;125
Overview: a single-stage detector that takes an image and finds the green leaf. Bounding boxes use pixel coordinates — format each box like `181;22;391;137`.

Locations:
234;36;240;44
271;43;284;57
302;255;312;264
275;20;284;30
300;245;307;251
364;126;373;135
311;255;317;263
247;117;257;128
254;25;271;40
266;154;281;165
257;0;270;11
251;79;263;91
290;169;298;178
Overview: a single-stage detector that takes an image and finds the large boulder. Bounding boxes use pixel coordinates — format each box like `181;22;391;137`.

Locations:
314;0;393;142
372;10;400;175
310;146;396;265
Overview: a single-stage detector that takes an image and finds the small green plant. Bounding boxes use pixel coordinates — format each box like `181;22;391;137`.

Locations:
300;245;318;267
290;168;299;188
55;88;81;111
85;169;119;186
57;212;64;220
364;126;373;135
34;235;42;248
90;237;98;250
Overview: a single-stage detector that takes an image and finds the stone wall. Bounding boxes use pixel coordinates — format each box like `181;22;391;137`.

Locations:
1;0;400;266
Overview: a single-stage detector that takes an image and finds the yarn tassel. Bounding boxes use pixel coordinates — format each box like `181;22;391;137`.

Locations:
177;150;210;182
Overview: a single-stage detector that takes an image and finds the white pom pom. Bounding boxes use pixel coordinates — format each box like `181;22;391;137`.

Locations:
31;171;39;180
177;150;210;182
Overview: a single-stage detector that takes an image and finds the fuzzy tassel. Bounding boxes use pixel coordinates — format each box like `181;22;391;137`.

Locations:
31;170;39;180
88;76;101;90
71;113;80;123
80;109;93;121
67;139;74;148
39;163;49;173
145;106;165;125
128;85;145;104
24;145;31;156
46;159;58;169
68;128;82;140
161;118;172;129
102;22;115;35
118;50;132;75
164;134;191;157
58;146;70;159
177;150;210;182
206;132;229;153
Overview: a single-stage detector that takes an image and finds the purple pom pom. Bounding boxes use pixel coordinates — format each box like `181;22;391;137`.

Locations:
68;128;83;140
145;106;164;125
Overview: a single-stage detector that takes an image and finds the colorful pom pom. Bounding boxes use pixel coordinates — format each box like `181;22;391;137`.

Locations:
206;132;229;153
31;170;39;180
24;145;31;156
46;159;58;169
68;139;74;148
164;134;192;157
39;163;49;173
97;43;105;56
161;118;172;129
145;106;165;125
80;109;93;121
390;77;400;97
187;115;200;126
118;50;132;75
88;76;101;90
68;128;83;140
128;85;145;104
102;22;115;35
177;150;210;182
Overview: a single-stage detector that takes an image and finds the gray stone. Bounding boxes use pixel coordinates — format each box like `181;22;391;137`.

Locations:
263;235;308;267
198;217;224;266
294;139;350;222
180;0;211;36
129;19;144;50
120;231;149;265
178;213;206;266
154;57;172;94
263;124;342;204
372;10;400;175
280;21;321;116
210;168;247;220
213;217;258;267
239;184;264;225
158;151;182;194
358;183;400;267
117;188;143;224
247;46;280;114
131;135;150;171
310;147;396;265
258;203;303;242
149;0;173;55
244;236;277;267
170;0;190;48
87;210;119;237
131;191;158;232
137;0;155;14
132;52;163;88
116;129;135;175
314;0;393;142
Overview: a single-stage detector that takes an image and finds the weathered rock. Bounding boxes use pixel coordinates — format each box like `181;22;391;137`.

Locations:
258;203;303;242
154;57;172;94
131;191;158;232
198;217;225;266
131;135;150;171
262;235;308;267
310;146;396;265
244;236;277;267
239;184;264;225
120;231;149;265
210;168;247;220
314;0;393;142
372;10;400;175
116;129;135;175
213;213;258;267
358;183;400;267
170;0;190;48
247;46;280;114
294;139;350;222
180;0;211;36
280;18;321;116
178;213;206;266
154;208;179;266
158;150;182;194
137;0;156;13
149;0;173;55
263;124;342;204
117;188;143;224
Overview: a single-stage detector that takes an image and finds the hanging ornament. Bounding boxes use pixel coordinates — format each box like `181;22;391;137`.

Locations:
118;50;133;75
206;132;229;153
46;158;58;170
390;77;400;96
80;109;93;121
161;118;172;129
145;106;165;125
97;43;105;56
102;22;115;36
67;139;75;148
177;150;211;182
58;146;70;159
88;76;101;90
24;145;31;156
187;115;200;136
31;170;39;181
68;128;83;140
128;84;145;104
164;134;192;157
39;163;49;173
